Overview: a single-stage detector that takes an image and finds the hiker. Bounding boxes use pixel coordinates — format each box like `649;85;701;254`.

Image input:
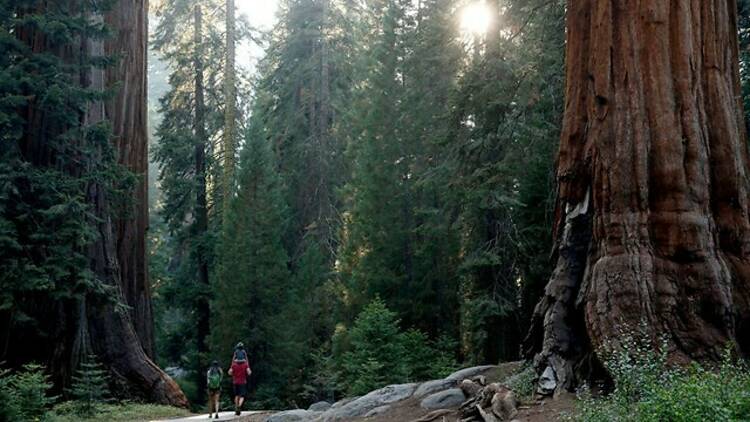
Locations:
228;342;251;416
206;360;223;419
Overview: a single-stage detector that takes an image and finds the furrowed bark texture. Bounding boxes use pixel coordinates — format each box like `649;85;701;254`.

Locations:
106;0;154;359
97;0;187;406
525;0;750;391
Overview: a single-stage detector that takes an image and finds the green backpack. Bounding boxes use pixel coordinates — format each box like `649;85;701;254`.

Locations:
207;368;222;389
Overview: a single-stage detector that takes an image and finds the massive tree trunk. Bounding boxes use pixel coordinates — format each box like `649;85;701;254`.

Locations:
525;0;750;392
97;0;186;406
105;0;154;359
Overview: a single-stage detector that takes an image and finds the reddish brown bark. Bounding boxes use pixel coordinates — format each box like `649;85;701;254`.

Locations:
96;0;187;406
105;0;154;359
525;0;750;392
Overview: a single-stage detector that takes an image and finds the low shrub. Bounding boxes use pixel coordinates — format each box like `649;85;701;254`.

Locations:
68;355;111;416
504;364;536;400
335;299;459;396
572;330;750;422
0;363;57;421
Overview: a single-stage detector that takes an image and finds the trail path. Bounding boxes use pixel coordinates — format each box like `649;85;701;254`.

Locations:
154;410;270;422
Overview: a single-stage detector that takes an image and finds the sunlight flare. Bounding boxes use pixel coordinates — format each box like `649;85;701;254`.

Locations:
460;1;492;36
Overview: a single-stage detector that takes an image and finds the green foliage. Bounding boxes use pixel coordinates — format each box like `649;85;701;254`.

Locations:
150;0;253;401
0;0;133;369
68;355;110;416
49;402;191;422
448;0;565;363
738;0;750;132
504;365;536;400
571;333;750;422
337;299;457;396
337;0;465;350
0;363;56;421
0;367;15;421
212;128;298;405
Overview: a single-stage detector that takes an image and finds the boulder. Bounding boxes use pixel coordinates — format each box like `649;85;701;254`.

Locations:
266;409;321;422
414;379;455;398
316;383;417;420
308;401;332;412
446;365;497;381
330;396;359;409
537;366;556;395
420;388;466;410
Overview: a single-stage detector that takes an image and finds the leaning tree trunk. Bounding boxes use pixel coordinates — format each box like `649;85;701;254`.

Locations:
525;0;750;393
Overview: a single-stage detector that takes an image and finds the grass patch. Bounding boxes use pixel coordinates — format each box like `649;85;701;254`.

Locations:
50;402;192;422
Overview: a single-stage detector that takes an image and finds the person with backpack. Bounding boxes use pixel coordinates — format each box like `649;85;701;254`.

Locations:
206;360;223;419
228;342;251;416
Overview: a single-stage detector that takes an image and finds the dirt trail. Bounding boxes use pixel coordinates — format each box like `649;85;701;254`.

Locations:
154;410;272;422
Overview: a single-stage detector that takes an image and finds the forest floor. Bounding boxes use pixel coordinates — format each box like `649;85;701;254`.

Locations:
349;363;576;422
156;364;577;422
348;393;576;422
156;397;575;422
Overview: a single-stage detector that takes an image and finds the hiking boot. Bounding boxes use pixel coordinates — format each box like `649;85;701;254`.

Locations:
214;414;219;419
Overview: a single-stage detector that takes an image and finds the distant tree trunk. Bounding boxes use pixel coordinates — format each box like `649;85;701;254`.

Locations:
105;0;154;359
318;0;333;247
193;2;211;397
222;0;237;214
525;0;750;392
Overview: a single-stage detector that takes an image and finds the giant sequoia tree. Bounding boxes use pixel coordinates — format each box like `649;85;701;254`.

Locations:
526;0;750;392
0;0;186;405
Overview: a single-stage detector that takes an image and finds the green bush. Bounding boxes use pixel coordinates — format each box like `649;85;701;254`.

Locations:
0;363;56;421
68;355;110;416
504;364;536;400
0;367;18;420
336;299;458;395
571;331;750;422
